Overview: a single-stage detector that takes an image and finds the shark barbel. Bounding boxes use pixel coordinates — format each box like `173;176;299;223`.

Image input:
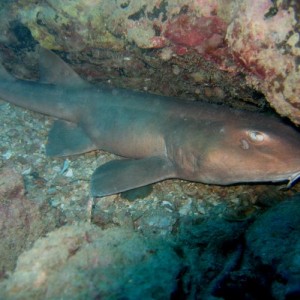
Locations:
1;48;300;197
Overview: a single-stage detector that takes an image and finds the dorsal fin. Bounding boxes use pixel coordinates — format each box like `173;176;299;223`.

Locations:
39;47;90;88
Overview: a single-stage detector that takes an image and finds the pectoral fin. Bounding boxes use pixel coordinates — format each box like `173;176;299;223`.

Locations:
46;120;96;157
91;156;175;197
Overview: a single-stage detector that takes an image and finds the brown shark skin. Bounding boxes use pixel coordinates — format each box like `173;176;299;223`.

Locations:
1;49;300;197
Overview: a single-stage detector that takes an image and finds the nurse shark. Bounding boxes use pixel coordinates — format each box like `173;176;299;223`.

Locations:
1;48;300;197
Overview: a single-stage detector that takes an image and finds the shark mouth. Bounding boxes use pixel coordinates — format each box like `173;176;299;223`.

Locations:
287;171;300;188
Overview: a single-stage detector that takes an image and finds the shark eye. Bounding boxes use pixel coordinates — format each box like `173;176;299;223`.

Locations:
248;130;265;142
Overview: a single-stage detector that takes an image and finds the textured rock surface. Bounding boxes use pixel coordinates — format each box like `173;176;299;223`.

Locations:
211;195;300;300
0;0;299;122
3;198;300;300
0;223;182;300
245;196;300;300
226;0;300;124
0;168;60;278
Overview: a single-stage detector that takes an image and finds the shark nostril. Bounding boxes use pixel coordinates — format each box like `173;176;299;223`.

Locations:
240;139;250;150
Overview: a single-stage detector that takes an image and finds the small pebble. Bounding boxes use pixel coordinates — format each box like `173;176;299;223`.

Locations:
172;65;180;75
2;150;12;159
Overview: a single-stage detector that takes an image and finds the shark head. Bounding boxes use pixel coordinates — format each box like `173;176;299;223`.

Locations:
201;111;300;186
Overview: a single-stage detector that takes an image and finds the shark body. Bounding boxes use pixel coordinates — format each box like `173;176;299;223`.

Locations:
1;48;300;197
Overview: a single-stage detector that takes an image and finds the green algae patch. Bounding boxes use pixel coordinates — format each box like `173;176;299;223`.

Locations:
17;1;124;51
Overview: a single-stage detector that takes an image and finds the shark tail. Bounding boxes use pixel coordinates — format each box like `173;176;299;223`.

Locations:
0;47;91;122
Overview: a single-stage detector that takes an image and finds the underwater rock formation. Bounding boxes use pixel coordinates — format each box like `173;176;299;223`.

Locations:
245;196;300;300
0;168;58;278
211;195;300;300
0;0;299;123
0;223;182;299
226;0;300;125
1;187;299;299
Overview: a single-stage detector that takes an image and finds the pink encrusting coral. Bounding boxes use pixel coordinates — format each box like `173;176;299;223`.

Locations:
164;14;228;61
226;0;300;124
165;15;227;48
